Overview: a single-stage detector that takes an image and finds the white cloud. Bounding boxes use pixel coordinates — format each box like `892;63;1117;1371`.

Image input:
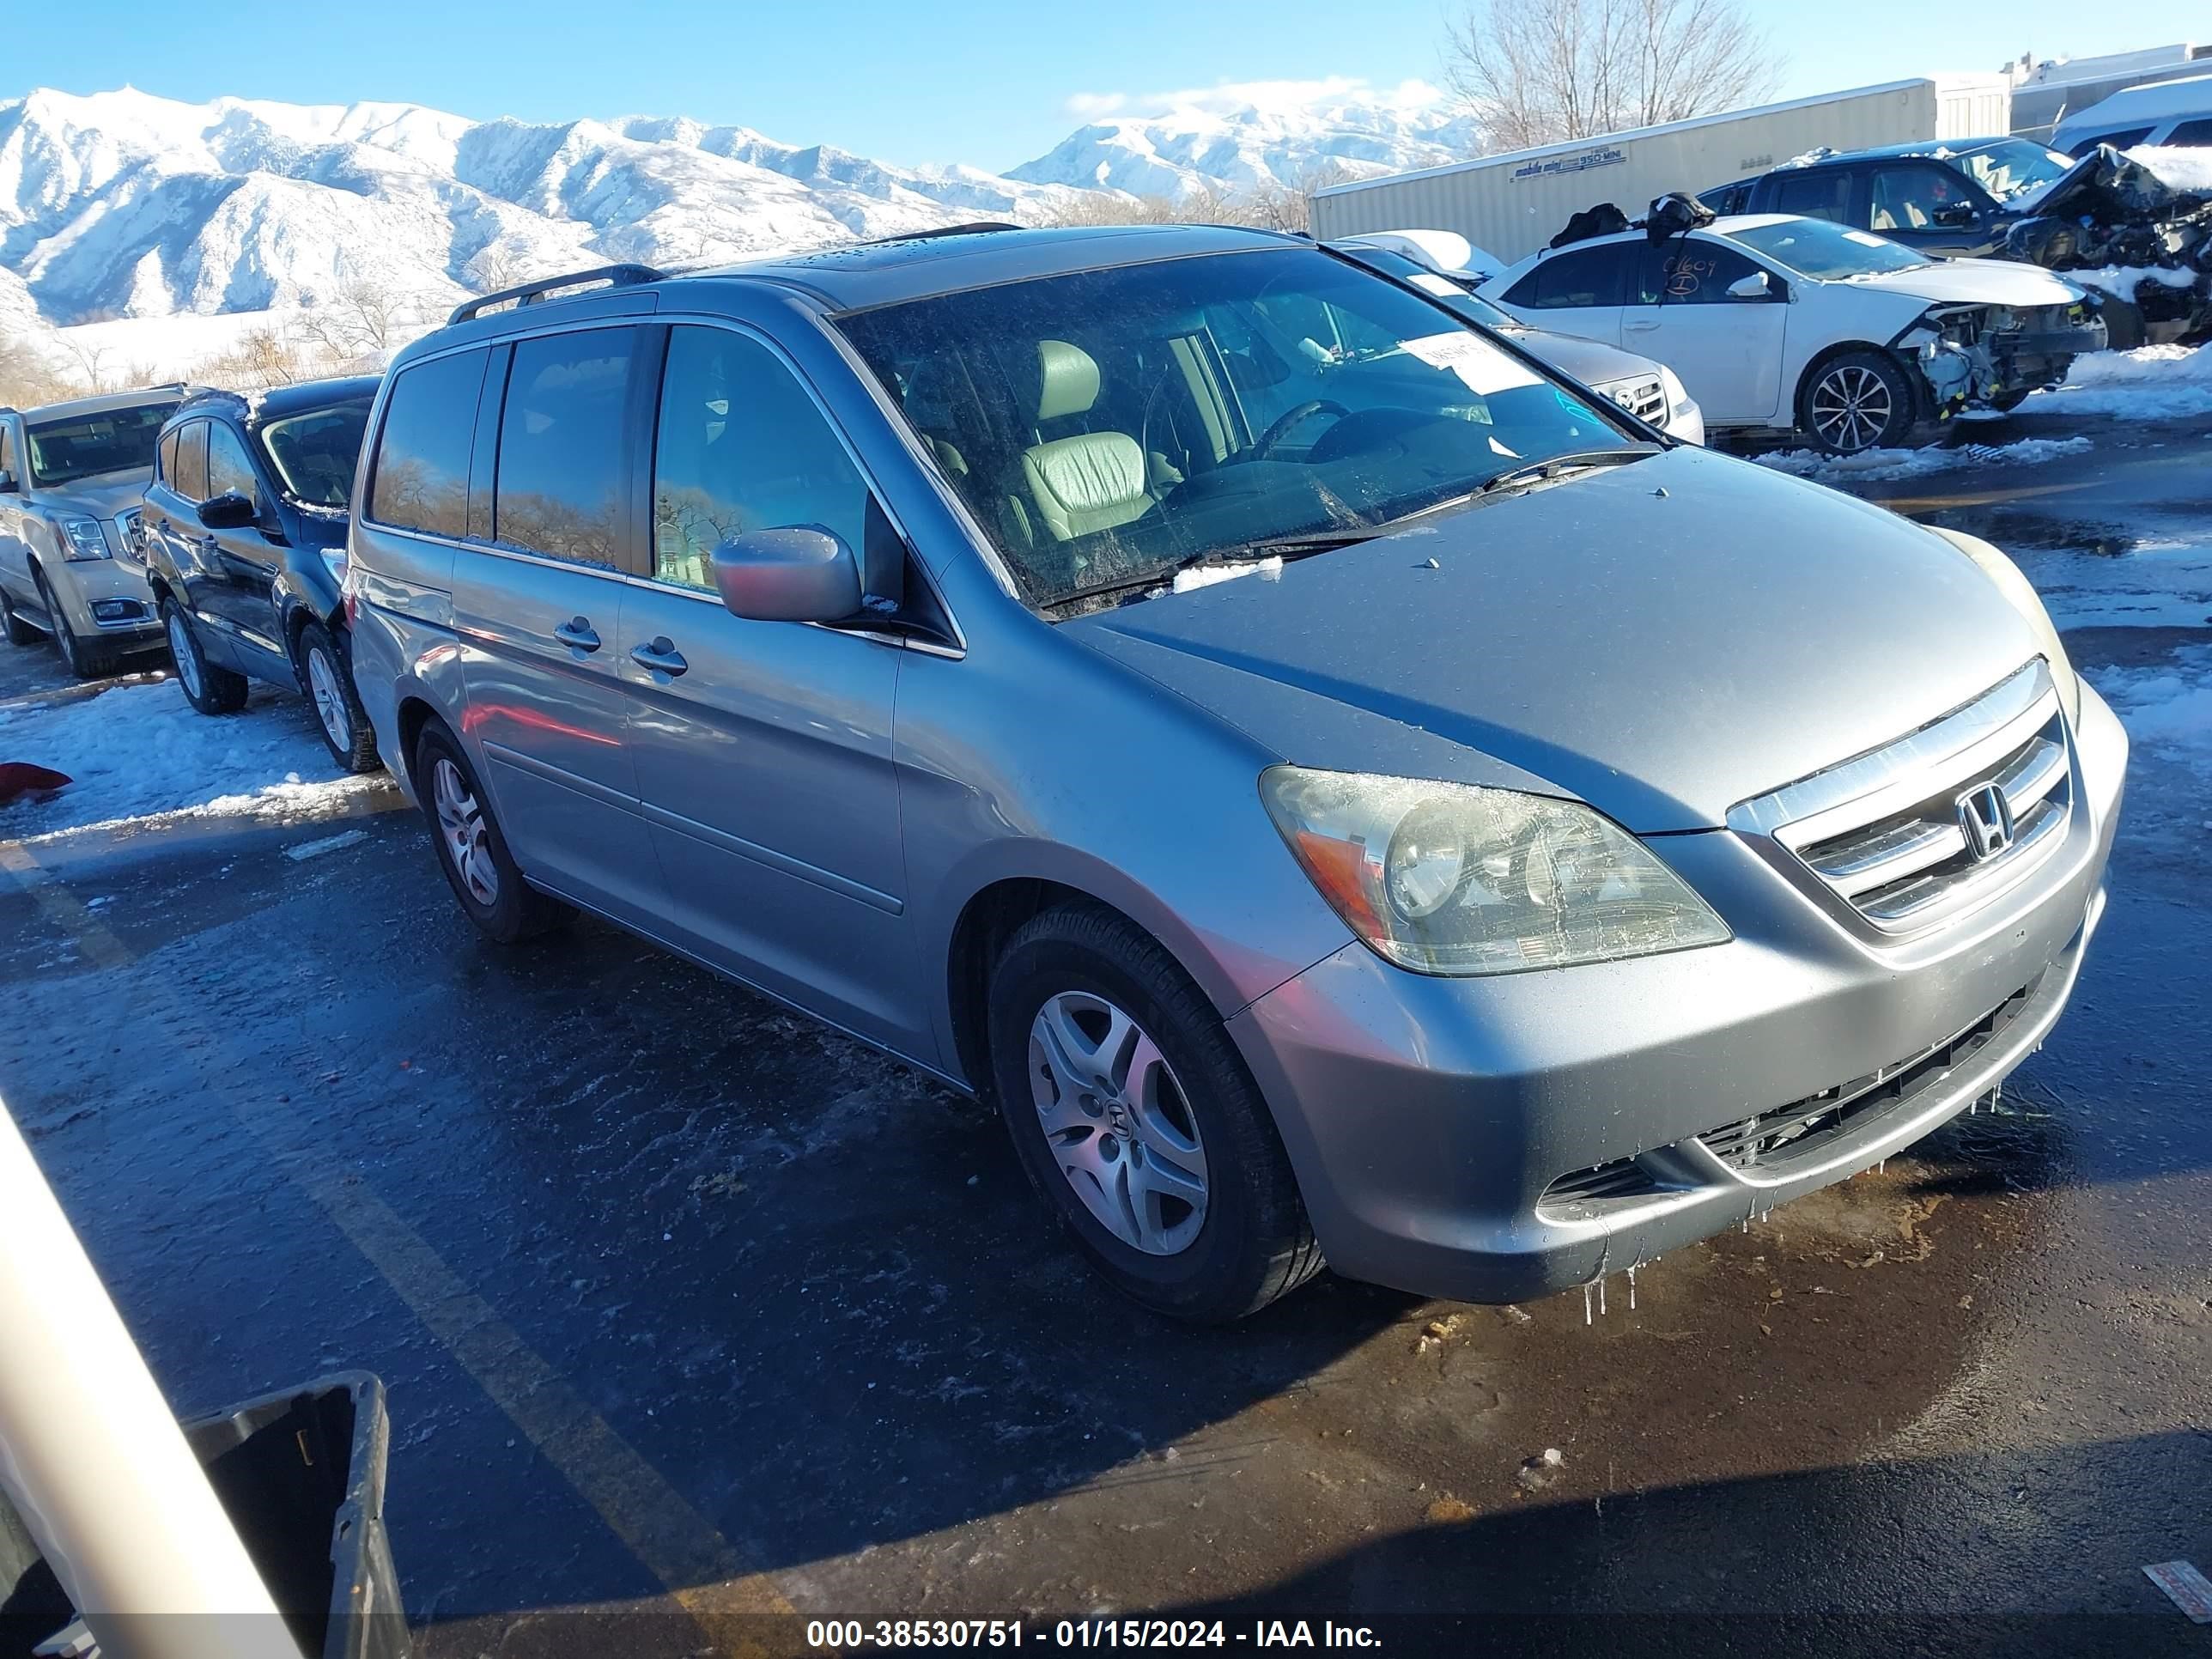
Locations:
1064;76;1448;122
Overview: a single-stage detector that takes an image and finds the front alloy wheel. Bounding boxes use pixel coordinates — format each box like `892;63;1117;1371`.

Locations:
1802;352;1913;453
1030;990;1210;1255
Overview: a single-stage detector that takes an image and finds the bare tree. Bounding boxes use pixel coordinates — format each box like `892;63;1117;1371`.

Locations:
1446;0;1781;152
0;333;81;408
295;278;418;367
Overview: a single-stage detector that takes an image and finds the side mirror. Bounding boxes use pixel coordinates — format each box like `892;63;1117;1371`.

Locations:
709;527;862;623
197;491;256;530
1931;203;1978;229
1726;270;1772;301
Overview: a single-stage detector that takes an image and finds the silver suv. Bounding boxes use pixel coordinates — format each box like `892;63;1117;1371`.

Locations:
0;389;184;677
347;228;2124;1322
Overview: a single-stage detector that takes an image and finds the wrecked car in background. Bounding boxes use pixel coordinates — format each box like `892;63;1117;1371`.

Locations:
1702;137;2212;347
1479;214;2105;453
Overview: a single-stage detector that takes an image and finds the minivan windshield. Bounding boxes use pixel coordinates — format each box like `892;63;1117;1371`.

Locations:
836;247;1637;609
1729;218;1931;279
24;401;177;488
258;401;372;508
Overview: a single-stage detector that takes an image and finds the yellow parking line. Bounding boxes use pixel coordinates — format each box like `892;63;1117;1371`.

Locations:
0;835;797;1654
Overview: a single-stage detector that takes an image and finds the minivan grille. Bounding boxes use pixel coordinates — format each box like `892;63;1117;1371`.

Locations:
1731;661;2073;933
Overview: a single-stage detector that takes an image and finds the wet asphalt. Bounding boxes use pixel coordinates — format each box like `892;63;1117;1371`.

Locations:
1;410;2207;1657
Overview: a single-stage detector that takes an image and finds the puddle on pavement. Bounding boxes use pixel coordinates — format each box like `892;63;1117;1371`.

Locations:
1919;507;2143;557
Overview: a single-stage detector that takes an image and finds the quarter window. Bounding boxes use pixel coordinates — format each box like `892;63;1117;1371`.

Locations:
649;326;871;592
1501;246;1631;311
172;422;209;502
206;422;258;507
368;349;489;539
0;427;15;482
156;428;177;487
494;328;634;567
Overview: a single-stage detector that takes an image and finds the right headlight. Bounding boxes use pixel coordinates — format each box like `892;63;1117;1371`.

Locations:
1260;767;1730;976
58;516;110;562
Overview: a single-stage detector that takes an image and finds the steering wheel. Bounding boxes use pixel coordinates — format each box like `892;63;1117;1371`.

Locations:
1253;398;1349;459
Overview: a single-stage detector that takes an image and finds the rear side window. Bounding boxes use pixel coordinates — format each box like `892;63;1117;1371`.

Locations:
172;422;209;502
494;328;634;567
1502;246;1630;310
207;422;258;507
1771;170;1853;224
2167;118;2212;146
368;349;489;539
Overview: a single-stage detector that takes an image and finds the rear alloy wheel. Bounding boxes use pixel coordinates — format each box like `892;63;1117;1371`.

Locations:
1800;350;1916;454
299;620;380;773
160;598;247;714
988;904;1322;1322
411;721;569;945
0;585;39;647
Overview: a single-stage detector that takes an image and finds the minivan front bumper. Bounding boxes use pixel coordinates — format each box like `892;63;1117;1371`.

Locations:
1228;678;2126;1305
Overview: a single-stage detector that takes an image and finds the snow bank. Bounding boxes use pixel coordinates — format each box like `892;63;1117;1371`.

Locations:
2087;645;2212;775
1753;435;2091;485
2033;343;2212;421
0;680;383;843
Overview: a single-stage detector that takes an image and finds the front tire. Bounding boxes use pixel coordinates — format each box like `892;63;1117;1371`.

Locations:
161;598;247;714
299;620;380;773
411;721;569;945
39;568;118;681
987;904;1321;1322
1798;349;1917;454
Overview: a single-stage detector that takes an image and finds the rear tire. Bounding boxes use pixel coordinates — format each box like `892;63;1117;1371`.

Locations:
299;620;380;773
161;598;248;714
411;720;569;945
1;584;39;647
38;568;118;681
1797;349;1917;454
987;903;1322;1322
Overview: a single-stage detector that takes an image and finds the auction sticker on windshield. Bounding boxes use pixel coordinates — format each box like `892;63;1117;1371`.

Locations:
1401;332;1541;395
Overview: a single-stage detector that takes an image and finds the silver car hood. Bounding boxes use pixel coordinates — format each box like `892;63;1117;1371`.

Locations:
1067;447;2039;833
40;471;154;522
1505;326;1663;388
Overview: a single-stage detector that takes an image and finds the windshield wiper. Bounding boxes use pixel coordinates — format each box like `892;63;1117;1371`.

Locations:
1472;445;1659;498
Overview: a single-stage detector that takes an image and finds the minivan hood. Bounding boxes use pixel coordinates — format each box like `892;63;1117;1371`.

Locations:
1066;447;2039;833
1842;258;2084;308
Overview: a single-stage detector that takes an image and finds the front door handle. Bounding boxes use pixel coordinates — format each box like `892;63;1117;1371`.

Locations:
630;636;687;677
553;617;601;653
1624;319;1658;332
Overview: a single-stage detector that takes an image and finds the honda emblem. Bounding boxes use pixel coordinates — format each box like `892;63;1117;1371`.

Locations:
1957;783;2014;861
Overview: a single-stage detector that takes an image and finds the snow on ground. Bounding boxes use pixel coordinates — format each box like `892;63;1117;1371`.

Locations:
0;680;383;844
2033;343;2212;421
1753;434;2091;485
2086;644;2212;776
2026;532;2212;631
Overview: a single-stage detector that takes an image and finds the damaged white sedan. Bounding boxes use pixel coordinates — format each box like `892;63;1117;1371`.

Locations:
1480;214;2106;453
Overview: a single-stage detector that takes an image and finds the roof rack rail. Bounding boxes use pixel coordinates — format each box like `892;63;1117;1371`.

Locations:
868;221;1023;246
449;263;666;326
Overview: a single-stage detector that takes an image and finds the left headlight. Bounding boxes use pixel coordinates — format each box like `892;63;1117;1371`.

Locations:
58;516;110;562
1260;767;1731;976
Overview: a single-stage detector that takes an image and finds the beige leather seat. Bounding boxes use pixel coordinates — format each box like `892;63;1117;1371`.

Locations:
1016;340;1155;544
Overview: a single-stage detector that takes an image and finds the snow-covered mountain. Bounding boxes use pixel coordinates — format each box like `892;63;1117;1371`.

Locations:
1010;82;1482;199
0;83;1480;337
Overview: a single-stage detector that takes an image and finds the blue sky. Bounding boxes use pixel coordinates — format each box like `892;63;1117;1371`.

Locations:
6;0;2205;171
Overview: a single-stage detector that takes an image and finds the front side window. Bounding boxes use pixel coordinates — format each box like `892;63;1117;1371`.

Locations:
650;326;871;592
258;403;371;508
836;246;1635;611
494;329;633;567
206;422;258;507
1501;246;1632;311
368;349;488;538
1869;165;1977;233
23;401;177;488
1638;240;1771;305
172;422;209;502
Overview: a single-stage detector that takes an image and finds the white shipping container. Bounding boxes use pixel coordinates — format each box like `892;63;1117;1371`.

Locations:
1310;79;2007;266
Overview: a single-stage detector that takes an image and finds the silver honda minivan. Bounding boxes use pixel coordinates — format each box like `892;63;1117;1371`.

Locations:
346;226;2125;1322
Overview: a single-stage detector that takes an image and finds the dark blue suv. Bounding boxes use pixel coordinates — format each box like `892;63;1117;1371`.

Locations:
138;376;383;770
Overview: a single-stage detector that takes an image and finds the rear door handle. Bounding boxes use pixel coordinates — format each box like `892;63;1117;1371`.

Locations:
553;617;601;653
630;636;687;677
